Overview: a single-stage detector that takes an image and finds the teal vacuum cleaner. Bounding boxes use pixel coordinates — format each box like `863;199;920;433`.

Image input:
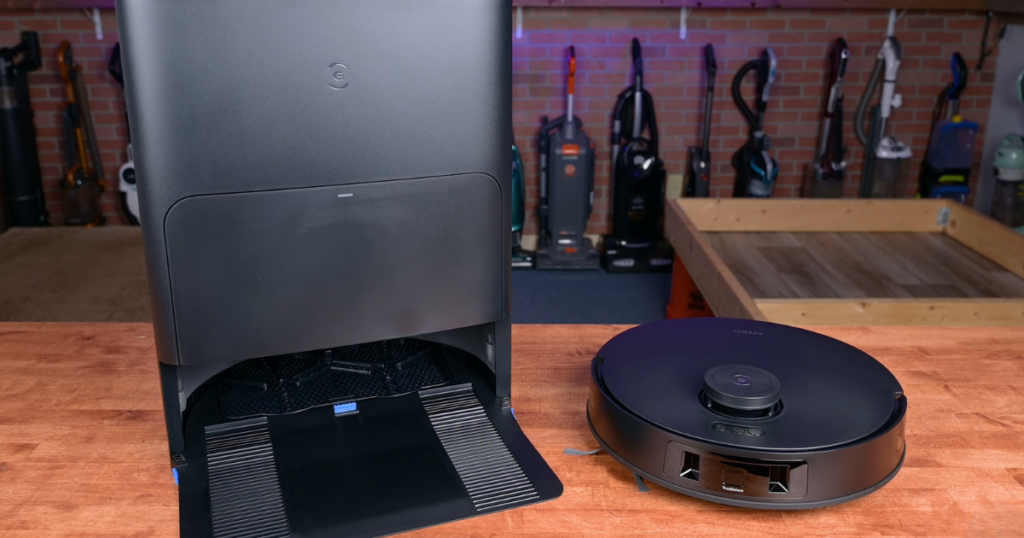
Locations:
511;136;534;268
535;46;600;270
990;70;1024;234
918;52;976;204
731;48;779;198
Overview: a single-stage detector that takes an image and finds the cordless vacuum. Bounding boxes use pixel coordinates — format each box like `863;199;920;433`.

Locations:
0;31;48;228
108;42;140;225
58;41;105;226
511;133;533;268
804;38;850;198
918;53;976;204
732;48;779;198
685;44;717;198
604;38;672;273
855;36;911;198
535;46;600;270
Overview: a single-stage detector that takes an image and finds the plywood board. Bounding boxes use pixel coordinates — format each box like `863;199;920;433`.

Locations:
674;199;947;233
705;231;1024;300
756;298;1024;326
944;201;1024;281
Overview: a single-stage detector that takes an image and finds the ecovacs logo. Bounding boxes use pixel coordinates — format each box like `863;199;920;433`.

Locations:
328;62;349;90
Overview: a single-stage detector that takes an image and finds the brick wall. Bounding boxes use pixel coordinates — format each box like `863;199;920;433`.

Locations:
2;9;126;225
513;8;999;236
1;8;999;229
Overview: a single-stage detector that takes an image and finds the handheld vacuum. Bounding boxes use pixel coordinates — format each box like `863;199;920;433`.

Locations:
731;48;778;198
685;44;717;198
0;31;47;228
918;53;976;204
108;42;140;225
604;38;672;273
855;36;911;198
804;38;850;198
535;46;600;270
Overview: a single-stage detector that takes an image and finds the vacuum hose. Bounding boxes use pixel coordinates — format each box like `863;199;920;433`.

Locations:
854;58;884;148
731;60;761;130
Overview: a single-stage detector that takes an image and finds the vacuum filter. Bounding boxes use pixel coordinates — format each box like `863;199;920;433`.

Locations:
588;318;906;509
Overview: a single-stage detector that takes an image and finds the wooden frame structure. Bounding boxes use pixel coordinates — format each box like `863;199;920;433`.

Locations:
664;198;1024;326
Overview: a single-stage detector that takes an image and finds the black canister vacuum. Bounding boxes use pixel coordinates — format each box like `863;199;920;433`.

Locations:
731;48;779;198
604;38;672;272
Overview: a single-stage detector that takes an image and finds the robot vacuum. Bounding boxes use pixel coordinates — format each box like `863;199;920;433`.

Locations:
587;318;906;509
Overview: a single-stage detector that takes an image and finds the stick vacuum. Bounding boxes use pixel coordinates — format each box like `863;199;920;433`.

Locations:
511;130;533;268
58;41;105;226
0;32;47;228
804;38;850;198
535;46;600;270
731;48;778;198
604;38;672;273
855;36;911;198
685;44;717;198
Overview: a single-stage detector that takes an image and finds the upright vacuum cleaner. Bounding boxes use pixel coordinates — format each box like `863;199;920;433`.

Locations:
918;53;976;204
804;38;850;198
732;48;779;198
0;31;48;228
685;44;717;198
604;38;672;272
108;43;140;225
855;36;911;198
58;41;105;226
535;46;600;270
511;133;533;268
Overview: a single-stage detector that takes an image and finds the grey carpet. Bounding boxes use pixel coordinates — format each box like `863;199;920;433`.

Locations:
0;227;151;322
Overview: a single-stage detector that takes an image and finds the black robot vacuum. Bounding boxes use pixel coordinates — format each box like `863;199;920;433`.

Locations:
587;318;906;509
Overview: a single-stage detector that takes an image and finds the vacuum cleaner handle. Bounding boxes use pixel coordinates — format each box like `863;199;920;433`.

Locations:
631;38;644;138
13;31;41;72
732;60;760;131
947;52;967;117
756;48;777;115
567;46;576;125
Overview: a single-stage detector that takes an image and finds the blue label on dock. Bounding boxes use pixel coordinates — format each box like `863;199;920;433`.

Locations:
333;402;358;416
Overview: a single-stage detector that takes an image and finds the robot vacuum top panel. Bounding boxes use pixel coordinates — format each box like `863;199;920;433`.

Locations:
598;318;904;452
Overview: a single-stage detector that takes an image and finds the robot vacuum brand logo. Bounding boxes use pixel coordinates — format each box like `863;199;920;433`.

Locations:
328;63;349;89
732;329;763;336
564;164;576;176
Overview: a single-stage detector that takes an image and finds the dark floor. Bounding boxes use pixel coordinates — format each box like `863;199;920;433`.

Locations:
510;268;672;324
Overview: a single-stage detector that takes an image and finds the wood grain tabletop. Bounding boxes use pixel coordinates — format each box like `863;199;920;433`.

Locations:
1;323;1023;537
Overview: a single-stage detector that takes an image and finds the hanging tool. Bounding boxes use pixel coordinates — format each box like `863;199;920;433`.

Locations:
604;38;672;273
918;53;975;203
0;31;48;228
804;38;850;198
685;44;717;198
731;47;778;198
108;42;139;225
854;36;911;198
58;40;104;226
535;46;600;270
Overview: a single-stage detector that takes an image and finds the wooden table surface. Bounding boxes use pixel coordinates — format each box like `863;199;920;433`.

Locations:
2;323;1023;537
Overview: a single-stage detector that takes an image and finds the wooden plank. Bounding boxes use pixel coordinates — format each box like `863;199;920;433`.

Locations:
756;298;1024;326
943;200;1024;281
512;0;988;9
4;322;1024;536
674;198;947;233
664;199;766;320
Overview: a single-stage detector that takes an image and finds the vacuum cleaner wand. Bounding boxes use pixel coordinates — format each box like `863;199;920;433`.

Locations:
631;38;643;138
700;44;717;165
817;38;849;168
877;36;902;139
566;46;576;137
